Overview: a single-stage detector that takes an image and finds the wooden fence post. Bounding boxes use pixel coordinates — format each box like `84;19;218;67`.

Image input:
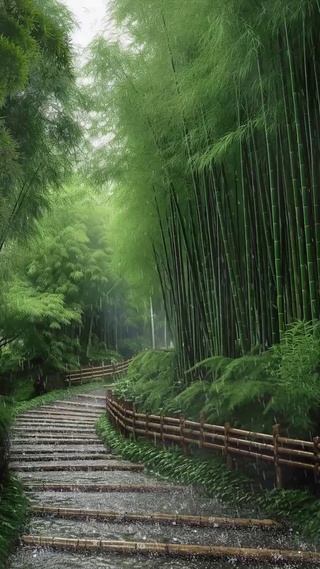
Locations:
121;401;129;438
313;436;320;484
160;415;166;450
199;412;205;449
224;422;232;470
273;424;283;489
80;368;83;385
132;404;136;441
179;414;188;455
106;389;112;419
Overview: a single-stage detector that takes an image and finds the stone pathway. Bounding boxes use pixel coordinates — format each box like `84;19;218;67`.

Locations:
8;391;320;568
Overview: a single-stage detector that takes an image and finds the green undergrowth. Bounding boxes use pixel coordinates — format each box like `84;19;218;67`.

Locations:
0;401;12;481
115;325;320;438
11;380;106;417
96;416;320;545
0;476;28;568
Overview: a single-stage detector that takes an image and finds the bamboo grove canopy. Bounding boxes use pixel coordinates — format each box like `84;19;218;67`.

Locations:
86;0;320;377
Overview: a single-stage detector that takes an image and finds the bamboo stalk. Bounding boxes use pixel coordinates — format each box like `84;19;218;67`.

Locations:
75;395;106;399
277;447;314;459
35;406;102;414
12;427;96;434
20;413;101;420
23;406;105;417
10;454;117;462
13;439;99;445
10;447;107;454
228;447;274;462
21;536;320;562
19;408;99;415
52;401;105;409
256;52;283;339
278;437;314;448
227;437;274;451
284;18;317;320
28;506;280;528
278;458;315;470
228;427;274;440
11;463;144;472
23;483;185;493
18;411;97;418
12;433;97;439
16;418;98;424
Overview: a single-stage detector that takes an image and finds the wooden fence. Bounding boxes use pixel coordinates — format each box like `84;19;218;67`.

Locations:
106;392;320;489
66;359;132;386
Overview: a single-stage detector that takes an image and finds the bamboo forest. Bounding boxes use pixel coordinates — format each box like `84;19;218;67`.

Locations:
3;0;320;567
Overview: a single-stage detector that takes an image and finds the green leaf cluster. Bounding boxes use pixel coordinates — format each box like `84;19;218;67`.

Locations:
115;321;320;437
0;182;150;380
0;0;81;249
0;477;28;568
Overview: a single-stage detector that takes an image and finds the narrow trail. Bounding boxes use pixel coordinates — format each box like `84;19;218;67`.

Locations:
7;390;320;568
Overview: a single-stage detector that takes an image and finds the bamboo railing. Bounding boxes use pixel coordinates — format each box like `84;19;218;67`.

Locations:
106;392;320;489
66;359;133;386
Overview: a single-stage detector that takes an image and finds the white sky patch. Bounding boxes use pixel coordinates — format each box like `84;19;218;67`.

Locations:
62;0;109;51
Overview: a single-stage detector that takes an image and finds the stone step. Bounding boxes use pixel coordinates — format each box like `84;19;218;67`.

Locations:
23;483;185;493
31;406;102;414
14;416;95;427
12;427;96;434
12;438;99;445
11;462;144;472
18;412;98;420
10;454;116;462
74;394;106;400
53;400;105;409
12;433;98;440
28;506;281;528
20;535;320;563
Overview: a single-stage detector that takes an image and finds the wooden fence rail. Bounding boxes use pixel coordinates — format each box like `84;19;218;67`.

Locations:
66;359;133;386
106;392;320;489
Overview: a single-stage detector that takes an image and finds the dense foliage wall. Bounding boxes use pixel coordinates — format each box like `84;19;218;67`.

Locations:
86;0;320;379
0;183;151;385
0;0;81;249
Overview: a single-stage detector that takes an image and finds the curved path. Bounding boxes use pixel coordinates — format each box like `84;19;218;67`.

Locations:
8;390;320;568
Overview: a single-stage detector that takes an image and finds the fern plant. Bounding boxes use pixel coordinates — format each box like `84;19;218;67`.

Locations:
266;321;320;434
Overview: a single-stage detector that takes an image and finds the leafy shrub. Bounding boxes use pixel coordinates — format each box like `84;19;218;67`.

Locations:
113;349;178;412
86;347;123;365
266;321;320;434
0;401;12;482
122;323;320;437
118;337;149;359
0;477;28;567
